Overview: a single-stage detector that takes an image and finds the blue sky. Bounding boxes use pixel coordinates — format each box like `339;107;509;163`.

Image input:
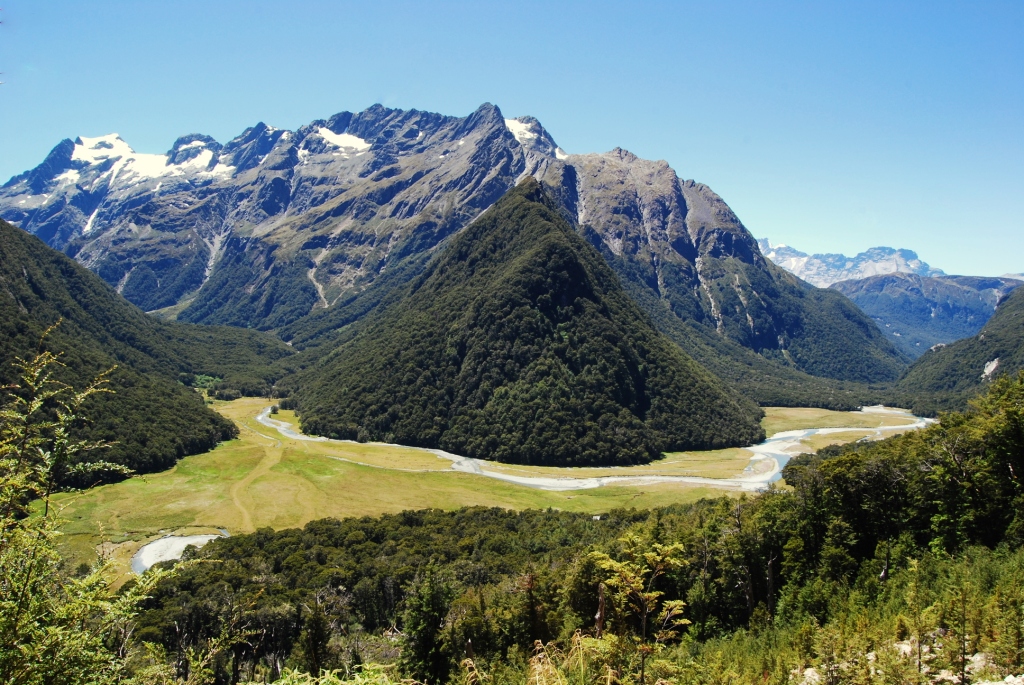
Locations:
0;1;1021;276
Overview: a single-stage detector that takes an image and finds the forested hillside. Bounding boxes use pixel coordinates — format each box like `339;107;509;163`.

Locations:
135;372;1024;683
895;285;1024;414
0;219;293;476
292;180;765;465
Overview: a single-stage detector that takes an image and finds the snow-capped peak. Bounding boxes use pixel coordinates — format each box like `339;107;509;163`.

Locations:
72;134;136;164
504;117;568;160
757;238;945;287
504;118;537;144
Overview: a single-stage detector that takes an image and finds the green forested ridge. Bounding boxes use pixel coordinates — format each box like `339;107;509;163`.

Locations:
133;372;1024;683
895;285;1024;414
0;219;294;476
293;179;765;465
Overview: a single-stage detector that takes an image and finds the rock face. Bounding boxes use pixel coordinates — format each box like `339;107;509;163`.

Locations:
758;239;944;288
897;285;1024;413
533;154;909;382
295;179;765;465
831;273;1022;358
1;103;907;385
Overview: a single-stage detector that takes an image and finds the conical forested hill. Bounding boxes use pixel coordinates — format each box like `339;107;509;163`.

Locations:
295;179;765;466
0;219;293;478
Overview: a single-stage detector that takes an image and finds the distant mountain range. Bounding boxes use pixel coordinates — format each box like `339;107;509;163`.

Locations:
831;273;1021;359
757;239;945;288
758;238;1021;359
0;104;907;413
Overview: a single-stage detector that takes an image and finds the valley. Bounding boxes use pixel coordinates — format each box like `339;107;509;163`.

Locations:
53;397;924;585
2;99;1021;685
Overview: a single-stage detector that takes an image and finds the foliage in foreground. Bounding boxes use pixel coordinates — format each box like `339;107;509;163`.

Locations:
4;342;1023;684
0;349;171;684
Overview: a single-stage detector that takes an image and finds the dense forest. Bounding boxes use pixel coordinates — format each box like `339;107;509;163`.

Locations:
125;371;1024;683
0;219;293;477
291;180;765;466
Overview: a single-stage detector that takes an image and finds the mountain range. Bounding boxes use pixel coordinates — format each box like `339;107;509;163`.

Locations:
3;100;1022;477
831;273;1021;359
0;104;907;408
756;239;945;288
758;238;1021;358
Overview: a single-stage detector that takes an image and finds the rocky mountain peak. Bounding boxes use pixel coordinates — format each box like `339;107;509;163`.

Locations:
608;147;639;163
3;138;77;194
503;116;568;160
167;134;223;165
222;122;288;172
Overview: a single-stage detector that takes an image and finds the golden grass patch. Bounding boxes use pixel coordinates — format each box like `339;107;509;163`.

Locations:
761;406;916;435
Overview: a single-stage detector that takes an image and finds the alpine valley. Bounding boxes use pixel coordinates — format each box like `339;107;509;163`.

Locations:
4;102;1023;460
6;103;1024;685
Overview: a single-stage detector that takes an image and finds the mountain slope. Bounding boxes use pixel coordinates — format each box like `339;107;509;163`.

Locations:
1;104;908;392
758;239;944;287
895;285;1024;413
0;219;293;476
533;156;910;384
831;273;1022;358
295;180;765;465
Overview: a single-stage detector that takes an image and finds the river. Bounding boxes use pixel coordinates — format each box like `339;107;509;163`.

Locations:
254;406;933;493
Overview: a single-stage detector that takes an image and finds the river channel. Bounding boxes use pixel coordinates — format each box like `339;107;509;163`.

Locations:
131;407;931;573
255;405;933;493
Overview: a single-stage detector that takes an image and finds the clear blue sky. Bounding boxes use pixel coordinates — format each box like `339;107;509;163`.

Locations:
1;1;1021;276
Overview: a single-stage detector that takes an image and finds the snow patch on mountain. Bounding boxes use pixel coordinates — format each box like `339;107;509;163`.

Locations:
504;117;568;159
72;134;136;164
504;118;536;144
70;134;232;189
317;127;371;151
758;238;945;287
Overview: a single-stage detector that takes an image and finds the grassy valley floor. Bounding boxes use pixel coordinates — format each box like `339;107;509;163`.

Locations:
53;398;922;583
